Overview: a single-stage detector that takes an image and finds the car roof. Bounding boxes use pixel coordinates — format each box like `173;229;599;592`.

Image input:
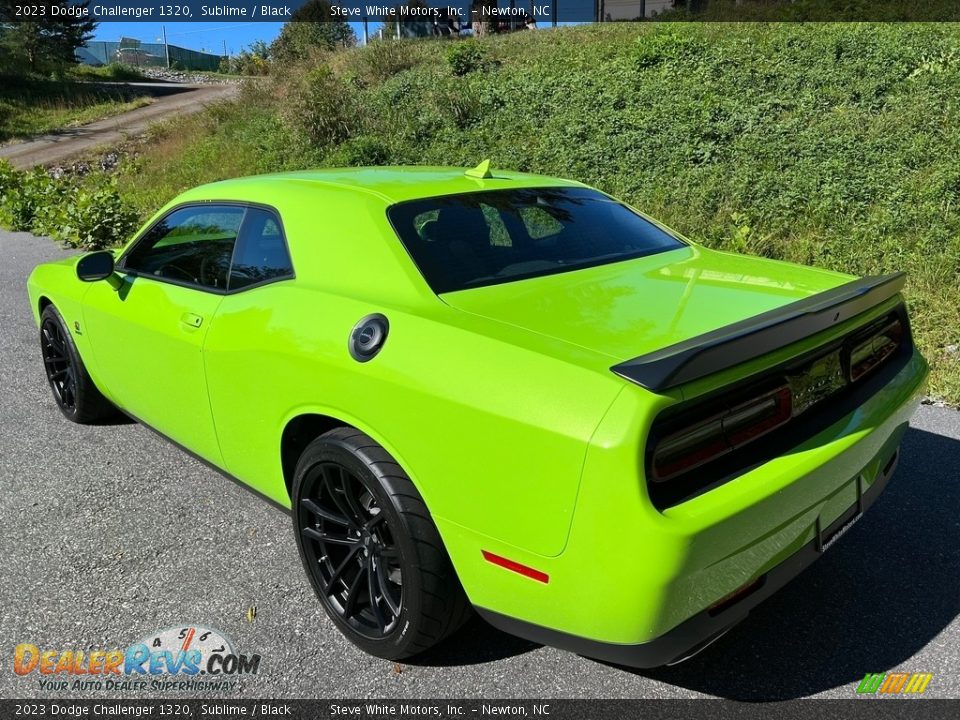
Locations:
178;166;585;206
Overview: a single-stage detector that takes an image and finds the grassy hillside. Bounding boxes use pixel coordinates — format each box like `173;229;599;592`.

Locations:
0;75;152;142
86;24;960;402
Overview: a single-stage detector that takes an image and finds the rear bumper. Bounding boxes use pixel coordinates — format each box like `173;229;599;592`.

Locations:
452;345;926;661
476;439;901;668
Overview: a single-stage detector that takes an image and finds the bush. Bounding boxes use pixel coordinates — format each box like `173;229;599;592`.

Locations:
0;161;137;249
0;164;55;231
358;41;418;83
37;175;139;249
447;41;490;76
325;136;391;166
282;66;358;147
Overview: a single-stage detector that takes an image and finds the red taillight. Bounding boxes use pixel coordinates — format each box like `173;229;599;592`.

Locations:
849;318;902;382
651;385;792;482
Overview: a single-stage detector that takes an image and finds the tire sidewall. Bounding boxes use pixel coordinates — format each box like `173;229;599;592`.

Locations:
292;435;426;659
40;305;82;422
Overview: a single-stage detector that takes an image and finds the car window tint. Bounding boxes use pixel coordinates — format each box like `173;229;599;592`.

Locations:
520;206;564;240
229;207;294;290
388;187;685;294
124;206;245;291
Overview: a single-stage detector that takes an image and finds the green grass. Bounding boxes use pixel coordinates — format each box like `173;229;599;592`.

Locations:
67;63;150;82
0;77;153;142
106;23;960;403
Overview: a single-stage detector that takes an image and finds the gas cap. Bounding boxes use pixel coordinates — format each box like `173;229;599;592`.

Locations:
349;314;389;362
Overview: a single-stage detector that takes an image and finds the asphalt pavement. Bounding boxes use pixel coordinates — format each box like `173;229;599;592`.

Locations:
0;228;957;700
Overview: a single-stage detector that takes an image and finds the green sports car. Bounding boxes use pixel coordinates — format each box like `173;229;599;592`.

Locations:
27;164;927;666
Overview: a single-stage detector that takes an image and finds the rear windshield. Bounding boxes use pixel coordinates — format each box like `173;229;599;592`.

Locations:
387;187;685;294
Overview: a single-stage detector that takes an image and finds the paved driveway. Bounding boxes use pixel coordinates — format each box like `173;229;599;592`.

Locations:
0;83;237;169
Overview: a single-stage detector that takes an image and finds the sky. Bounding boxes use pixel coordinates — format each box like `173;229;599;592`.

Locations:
92;22;371;55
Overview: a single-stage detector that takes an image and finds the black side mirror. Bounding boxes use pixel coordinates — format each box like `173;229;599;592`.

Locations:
76;251;115;282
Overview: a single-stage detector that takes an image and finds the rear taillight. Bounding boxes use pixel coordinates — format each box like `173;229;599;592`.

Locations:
849;318;903;383
651;385;792;482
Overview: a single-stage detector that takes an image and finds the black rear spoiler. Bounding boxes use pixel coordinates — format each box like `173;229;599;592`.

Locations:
611;272;907;392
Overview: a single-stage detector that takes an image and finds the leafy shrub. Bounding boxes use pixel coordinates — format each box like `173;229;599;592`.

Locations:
36;175;139;249
325;136;391;166
447;41;490;76
0;165;55;231
0;162;137;249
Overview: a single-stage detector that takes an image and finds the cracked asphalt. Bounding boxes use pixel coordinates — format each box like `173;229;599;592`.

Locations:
0;228;957;701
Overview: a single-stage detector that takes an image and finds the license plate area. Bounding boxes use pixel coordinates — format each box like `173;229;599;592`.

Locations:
817;474;865;553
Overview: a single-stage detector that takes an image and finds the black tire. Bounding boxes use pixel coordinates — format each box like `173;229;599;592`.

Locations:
39;304;115;424
292;428;471;660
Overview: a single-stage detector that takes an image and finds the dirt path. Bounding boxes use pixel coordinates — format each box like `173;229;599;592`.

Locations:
0;82;238;169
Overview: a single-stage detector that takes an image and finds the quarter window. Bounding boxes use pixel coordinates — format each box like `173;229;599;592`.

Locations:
228;207;294;290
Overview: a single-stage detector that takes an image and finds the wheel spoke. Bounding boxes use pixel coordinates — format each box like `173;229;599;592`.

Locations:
302;526;358;547
324;545;362;593
343;563;366;618
366;557;387;632
302;497;350;528
375;556;400;616
339;466;368;524
323;465;361;528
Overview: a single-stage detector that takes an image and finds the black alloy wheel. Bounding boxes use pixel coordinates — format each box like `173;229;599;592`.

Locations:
38;304;115;423
298;461;403;638
292;428;471;659
41;315;76;413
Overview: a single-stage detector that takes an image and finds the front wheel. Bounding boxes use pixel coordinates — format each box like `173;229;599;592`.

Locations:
39;304;115;423
292;428;471;660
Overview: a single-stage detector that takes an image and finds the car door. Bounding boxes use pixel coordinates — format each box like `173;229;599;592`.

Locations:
81;204;246;466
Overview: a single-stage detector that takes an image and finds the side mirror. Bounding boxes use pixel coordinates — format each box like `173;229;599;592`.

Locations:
76;251;115;282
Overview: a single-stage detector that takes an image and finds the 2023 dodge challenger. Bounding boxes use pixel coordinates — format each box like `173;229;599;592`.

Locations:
27;165;927;666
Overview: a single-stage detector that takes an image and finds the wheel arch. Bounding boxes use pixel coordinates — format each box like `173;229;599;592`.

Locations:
279;409;431;510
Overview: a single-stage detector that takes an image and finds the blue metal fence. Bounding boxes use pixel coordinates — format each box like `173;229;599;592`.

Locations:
79;41;225;72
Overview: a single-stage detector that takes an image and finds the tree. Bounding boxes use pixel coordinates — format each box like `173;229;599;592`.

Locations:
0;0;96;76
270;0;355;62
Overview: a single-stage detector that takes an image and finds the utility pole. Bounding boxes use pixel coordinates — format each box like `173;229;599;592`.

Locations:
222;38;227;59
162;25;170;68
363;17;369;45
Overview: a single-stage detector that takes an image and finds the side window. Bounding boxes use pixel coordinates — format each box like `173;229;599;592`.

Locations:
228;207;294;290
123;206;245;291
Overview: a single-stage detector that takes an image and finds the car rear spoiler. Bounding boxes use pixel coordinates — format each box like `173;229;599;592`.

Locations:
611;272;907;392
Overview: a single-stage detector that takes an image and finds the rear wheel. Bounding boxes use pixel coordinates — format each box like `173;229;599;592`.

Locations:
292;428;470;660
39;304;115;423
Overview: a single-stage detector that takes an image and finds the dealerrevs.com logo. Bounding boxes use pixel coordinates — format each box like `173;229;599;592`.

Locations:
13;625;261;692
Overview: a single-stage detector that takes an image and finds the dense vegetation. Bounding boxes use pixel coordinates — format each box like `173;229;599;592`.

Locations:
4;23;960;402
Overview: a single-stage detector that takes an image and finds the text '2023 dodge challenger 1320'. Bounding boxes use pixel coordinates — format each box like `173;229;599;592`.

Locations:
27;164;927;666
